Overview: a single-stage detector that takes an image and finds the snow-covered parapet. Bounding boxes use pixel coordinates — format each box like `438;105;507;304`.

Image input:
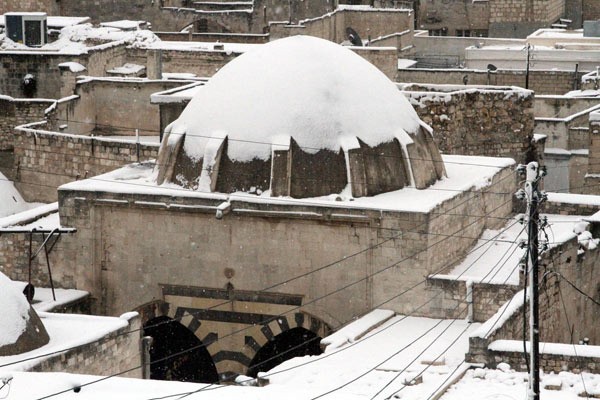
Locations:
321;309;395;352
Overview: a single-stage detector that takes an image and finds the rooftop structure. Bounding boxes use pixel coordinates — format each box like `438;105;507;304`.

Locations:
156;36;446;199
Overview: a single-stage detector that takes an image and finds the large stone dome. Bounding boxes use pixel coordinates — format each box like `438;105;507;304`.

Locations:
156;36;446;198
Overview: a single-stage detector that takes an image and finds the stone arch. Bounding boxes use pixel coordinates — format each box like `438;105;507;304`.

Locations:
232;311;331;379
143;315;219;383
136;300;222;375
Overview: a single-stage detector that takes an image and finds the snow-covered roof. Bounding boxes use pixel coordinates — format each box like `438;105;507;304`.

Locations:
170;35;423;163
0;273;31;348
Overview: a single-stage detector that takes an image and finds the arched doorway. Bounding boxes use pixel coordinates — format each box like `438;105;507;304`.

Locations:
143;316;218;383
247;327;323;377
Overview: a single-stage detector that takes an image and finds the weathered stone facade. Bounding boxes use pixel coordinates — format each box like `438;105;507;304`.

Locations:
28;313;142;378
396;68;584;95
0;97;54;151
468;233;600;368
0;0;58;14
400;84;536;163
12;127;159;202
417;0;565;38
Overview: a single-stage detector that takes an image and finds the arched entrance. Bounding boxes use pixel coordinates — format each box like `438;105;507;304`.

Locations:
143;316;219;383
246;327;323;377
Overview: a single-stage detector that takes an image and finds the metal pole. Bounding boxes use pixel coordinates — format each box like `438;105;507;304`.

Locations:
42;233;56;301
525;44;531;90
525;162;540;400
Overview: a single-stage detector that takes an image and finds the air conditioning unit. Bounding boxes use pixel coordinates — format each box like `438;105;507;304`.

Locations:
4;12;48;47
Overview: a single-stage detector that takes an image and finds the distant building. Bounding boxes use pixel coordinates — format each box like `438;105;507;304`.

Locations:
417;0;566;38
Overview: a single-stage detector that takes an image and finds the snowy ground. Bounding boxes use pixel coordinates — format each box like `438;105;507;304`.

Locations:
441;366;600;400
0;313;481;399
438;214;588;285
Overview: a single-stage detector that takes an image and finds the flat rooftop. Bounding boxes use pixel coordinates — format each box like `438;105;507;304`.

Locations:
59;154;515;214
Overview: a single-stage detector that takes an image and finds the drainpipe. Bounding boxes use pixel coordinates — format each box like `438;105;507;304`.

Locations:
141;336;153;379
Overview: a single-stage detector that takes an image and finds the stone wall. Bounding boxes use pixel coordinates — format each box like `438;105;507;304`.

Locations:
57;78;183;136
416;0;489;35
584;0;600;21
400;84;535;163
584;116;600;194
0;226;63;288
54;161;515;322
349;47;398;80
488;0;565;37
0;0;58;14
154;32;269;44
269;8;413;45
396;68;583;95
0;97;54;151
28;313;142;378
0;43;127;99
13;127;160;202
468;235;600;368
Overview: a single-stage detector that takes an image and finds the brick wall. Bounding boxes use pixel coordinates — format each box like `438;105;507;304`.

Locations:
13;128;160;202
400;85;535;163
28;313;142;378
0;97;54;151
396;68;583;95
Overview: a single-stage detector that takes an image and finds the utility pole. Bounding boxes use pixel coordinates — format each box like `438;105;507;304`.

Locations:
524;162;541;400
525;44;531;90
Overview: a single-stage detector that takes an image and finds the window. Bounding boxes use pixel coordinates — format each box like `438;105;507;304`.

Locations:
456;29;471;37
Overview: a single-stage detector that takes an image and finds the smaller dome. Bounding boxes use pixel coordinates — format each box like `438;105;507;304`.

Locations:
156;36;446;198
0;273;49;356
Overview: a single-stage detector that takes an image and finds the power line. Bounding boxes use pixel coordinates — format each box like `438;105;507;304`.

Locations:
310;229;525;400
0;178;517;370
31;197;519;400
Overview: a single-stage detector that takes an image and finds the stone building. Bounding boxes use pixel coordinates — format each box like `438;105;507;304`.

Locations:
417;0;566;38
53;36;516;381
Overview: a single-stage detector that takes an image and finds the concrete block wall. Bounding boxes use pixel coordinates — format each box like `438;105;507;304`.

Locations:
28;314;142;378
13;128;159;202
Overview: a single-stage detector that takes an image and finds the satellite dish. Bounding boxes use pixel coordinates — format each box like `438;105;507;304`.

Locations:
346;27;363;47
487;64;498;71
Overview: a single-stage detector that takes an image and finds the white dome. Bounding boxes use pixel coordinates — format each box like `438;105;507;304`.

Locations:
168;35;424;163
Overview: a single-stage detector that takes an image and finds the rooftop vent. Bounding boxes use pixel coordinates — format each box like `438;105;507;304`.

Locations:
4;12;48;47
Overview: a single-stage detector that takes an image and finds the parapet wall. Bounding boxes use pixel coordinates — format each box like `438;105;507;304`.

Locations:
399;84;535;163
396;68;583;95
0;97;54;152
28;313;142;378
13;126;159;202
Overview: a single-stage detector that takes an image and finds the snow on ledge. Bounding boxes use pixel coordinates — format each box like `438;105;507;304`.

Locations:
321;309;395;352
0;203;58;229
547;192;600;206
489;340;600;358
471;289;526;339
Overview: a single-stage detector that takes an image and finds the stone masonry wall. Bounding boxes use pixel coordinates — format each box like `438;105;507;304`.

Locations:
0;97;53;151
28;313;142;378
396;69;584;95
54;163;516;325
416;0;489;35
583;118;600;195
584;0;600;21
401;85;535;163
0;0;58;14
0;228;64;288
13;128;159;202
488;347;600;374
468;235;600;368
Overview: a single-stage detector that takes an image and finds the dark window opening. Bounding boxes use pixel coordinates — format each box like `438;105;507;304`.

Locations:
143;316;218;383
247;327;322;377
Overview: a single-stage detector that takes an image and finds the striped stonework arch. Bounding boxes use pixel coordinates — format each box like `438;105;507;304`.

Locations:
234;311;331;378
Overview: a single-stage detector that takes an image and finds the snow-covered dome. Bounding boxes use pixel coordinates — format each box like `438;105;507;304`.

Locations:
156;36;446;198
0;272;49;356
